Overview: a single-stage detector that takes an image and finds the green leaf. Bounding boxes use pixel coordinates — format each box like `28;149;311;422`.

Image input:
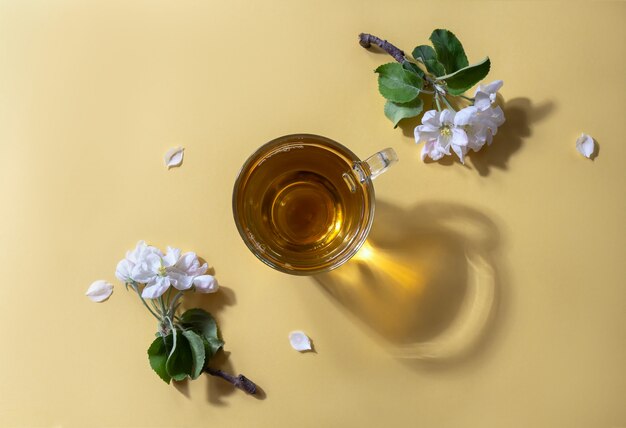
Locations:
200;337;224;360
437;57;491;95
429;29;468;74
206;337;224;356
148;335;173;384
180;308;224;358
412;45;437;62
201;337;212;359
384;98;423;128
181;308;218;340
411;46;444;77
402;60;424;78
411;45;446;76
182;330;206;380
374;63;422;103
424;59;446;77
165;331;193;382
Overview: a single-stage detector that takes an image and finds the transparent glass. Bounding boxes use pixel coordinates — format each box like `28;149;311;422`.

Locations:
232;134;397;275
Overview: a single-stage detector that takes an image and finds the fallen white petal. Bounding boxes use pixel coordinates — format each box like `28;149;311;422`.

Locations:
576;133;595;159
164;146;185;168
86;280;114;302
289;331;312;352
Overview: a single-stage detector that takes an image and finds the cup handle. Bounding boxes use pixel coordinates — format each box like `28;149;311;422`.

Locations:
357;148;398;182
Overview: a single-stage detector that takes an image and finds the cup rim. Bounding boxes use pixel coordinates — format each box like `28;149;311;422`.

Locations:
232;133;376;275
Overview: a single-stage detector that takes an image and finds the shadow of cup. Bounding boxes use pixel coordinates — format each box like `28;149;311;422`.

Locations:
313;201;501;362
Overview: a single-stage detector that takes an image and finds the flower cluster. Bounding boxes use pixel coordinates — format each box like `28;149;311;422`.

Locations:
115;240;218;299
87;241;257;391
361;29;507;163
415;80;506;163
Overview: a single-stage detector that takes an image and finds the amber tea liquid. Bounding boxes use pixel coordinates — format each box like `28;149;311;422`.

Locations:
267;170;343;247
233;136;373;274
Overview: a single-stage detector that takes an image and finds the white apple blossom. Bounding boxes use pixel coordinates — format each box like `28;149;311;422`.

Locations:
114;241;219;299
469;80;506;147
115;259;134;283
132;249;175;299
167;250;218;294
474;80;503;111
454;105;505;159
414;109;468;162
478;105;505;143
414;80;506;164
115;240;161;283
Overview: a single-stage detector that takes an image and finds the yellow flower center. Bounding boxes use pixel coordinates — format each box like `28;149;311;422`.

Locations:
158;266;167;276
440;126;452;137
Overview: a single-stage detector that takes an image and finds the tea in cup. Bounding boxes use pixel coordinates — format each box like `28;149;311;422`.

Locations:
233;134;397;275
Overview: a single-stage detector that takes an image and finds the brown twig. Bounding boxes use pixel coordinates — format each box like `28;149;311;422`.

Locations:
204;367;257;395
358;33;406;63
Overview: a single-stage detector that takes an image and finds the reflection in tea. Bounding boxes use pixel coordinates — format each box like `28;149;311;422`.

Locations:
266;171;343;247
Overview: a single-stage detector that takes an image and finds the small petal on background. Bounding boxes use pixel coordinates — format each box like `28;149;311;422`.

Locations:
289;331;312;352
86;280;114;302
576;133;595;159
164;146;184;168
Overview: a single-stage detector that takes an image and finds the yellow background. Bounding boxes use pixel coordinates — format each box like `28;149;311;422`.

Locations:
1;1;624;427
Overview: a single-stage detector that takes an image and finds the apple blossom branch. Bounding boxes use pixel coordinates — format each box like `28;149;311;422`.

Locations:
357;29;505;165
103;241;261;392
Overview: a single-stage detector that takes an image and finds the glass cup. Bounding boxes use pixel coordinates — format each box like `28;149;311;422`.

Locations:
232;134;397;275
